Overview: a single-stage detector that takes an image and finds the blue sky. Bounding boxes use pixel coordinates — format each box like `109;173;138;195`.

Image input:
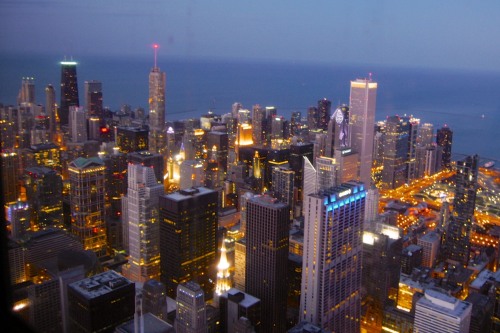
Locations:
1;0;500;71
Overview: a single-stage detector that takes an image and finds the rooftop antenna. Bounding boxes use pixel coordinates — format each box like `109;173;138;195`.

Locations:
153;43;159;69
368;72;372;81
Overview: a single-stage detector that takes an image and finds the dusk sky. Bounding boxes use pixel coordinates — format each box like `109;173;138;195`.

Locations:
1;0;500;71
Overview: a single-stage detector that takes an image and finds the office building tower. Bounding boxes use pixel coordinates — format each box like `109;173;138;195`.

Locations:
406;117;419;183
148;46;166;155
116;126;149;153
271;115;285;142
142;279;167;320
315;156;338;192
418;231;441;268
24;166;64;230
175;281;207;333
418;123;434;147
122;163;163;282
6;201;31;240
27;277;62;332
179;160;204;190
207;131;228;173
60;60;79;126
234;239;246;292
204;147;221;189
245;195;289;333
362;223;402;310
289;142;313;206
69;106;87;143
436;125;453;169
444;155;479;266
68;157;107;257
349;77;377;185
271;165;294;219
416;144;443;178
128;151;164;184
300;182;365;332
18;77;36;105
307;106;319;131
159;187;218;298
290;111;302;136
381;115;410;189
414;289;471;333
45;84;57;140
317;98;331;131
401;244;423;275
326;105;350;157
219;289;261;333
237;108;251;124
68;270;135;333
334;147;359;185
2;150;20;203
0;119;16;149
21;142;62;172
84;80;103;118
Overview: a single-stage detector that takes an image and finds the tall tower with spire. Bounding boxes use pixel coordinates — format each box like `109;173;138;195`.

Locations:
214;237;232;306
148;44;166;155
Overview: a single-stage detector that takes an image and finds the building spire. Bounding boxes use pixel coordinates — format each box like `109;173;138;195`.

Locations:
215;238;231;297
153;43;159;69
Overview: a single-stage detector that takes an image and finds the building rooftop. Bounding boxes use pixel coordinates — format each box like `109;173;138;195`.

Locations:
418;288;471;318
115;312;174;333
419;231;441;243
223;288;260;308
69;270;132;300
165;186;215;202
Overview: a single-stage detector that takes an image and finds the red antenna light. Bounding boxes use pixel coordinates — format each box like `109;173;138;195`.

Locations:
153;43;159;68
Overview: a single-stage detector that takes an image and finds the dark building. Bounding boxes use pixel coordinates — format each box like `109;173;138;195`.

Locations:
142;279;167;320
317;98;331;131
444;154;479;267
1;150;20;204
84;80;103;119
401;244;423;275
362;223;403;310
67;270;135;333
289;142;313;206
24;166;64;230
436;125;453;169
127;150;164;184
60;61;80;127
381;115;410;189
159;187;218;298
246;195;289;333
307;106;318;131
219;288;261;333
465;292;493;333
116;126;149;153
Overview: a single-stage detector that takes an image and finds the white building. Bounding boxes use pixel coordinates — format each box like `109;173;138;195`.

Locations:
122;163;163;282
175;281;207;333
418;231;441;268
414;289;471;333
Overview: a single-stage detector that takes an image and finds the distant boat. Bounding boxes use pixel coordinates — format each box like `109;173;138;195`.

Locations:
484;161;495;168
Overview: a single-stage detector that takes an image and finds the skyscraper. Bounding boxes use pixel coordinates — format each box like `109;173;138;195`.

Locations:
444;154;479;266
245;195;289;333
68;157;107;257
175;281;207;333
60;60;79;127
69;106;87;143
159;187;218;298
45;84;57;141
317;98;332;131
381;115;410;189
436;125;453;169
148;45;166;155
300;182;365;332
349;77;377;186
122;163;163;282
84;80;103;119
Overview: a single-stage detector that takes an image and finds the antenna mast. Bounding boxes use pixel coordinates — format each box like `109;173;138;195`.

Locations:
153;44;159;68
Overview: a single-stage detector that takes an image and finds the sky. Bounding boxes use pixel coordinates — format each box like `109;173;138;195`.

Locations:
1;0;500;71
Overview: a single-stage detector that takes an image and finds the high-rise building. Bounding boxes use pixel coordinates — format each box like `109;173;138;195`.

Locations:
116;126;149;153
127;150;164;184
60;60;79;127
300;182;365;332
414;289;471;333
175;281;207;333
2;150;20;204
349;78;377;186
245;195;289;333
406;117;419;183
122;163;163;282
444;154;479;266
418;231;441;268
381;115;410;189
148;46;166;155
68;157;107;257
18;77;36;105
45;84;57;140
362;223;402;311
219;288;261;333
84;80;103;119
67;270;135;333
159;187;218;298
271;165;294;219
69;106;87;143
317;98;331;131
24;166;64;230
141;279;167;320
179;160;205;190
436;125;453;169
418;123;434;147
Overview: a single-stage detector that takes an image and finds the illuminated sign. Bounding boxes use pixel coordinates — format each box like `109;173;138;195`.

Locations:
341;149;352;155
